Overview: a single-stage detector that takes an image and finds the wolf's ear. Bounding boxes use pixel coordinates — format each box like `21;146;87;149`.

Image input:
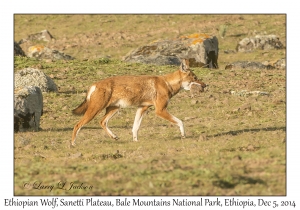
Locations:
180;59;190;72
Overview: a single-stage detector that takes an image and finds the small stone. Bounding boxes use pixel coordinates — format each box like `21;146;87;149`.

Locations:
232;155;242;161
199;134;207;141
34;153;47;159
247;144;255;151
232;108;240;112
97;71;105;75
191;99;199;105
70;152;82;159
240;103;251;111
184;116;196;121
45;59;53;63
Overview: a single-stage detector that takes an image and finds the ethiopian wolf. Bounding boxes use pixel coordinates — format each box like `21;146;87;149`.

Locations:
71;59;206;146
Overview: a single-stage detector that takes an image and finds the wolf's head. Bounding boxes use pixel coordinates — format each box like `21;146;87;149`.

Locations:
179;59;207;92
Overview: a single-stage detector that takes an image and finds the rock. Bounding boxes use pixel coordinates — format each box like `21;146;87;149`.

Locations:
27;45;74;61
70;152;83;159
34;153;47;159
236;35;284;52
239;103;251;111
273;58;286;70
224;49;236;54
273;99;285;104
191;99;199;105
17;136;31;146
246;144;255;151
14;86;43;132
225;61;274;70
14;41;26;56
230;90;269;97
15;68;58;92
232;108;240;113
19;29;54;44
123;33;219;68
199;134;207;141
184;116;197;121
226;58;286;70
232;155;242;161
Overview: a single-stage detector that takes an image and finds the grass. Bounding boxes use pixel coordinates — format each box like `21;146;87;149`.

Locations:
14;14;286;196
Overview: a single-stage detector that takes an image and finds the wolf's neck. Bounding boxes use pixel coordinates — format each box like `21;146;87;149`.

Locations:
162;71;183;96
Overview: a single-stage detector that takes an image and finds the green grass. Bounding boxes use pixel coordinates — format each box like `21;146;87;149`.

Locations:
14;14;286;196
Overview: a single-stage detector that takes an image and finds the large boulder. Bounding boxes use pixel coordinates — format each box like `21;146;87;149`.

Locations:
17;29;74;60
15;68;58;92
225;61;274;70
225;58;286;70
14;41;26;57
14;86;43;132
236;35;284;52
19;29;54;44
123;33;219;68
27;45;74;61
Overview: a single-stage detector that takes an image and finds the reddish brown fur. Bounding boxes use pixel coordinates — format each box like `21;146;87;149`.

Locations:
72;99;88;115
71;59;206;146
